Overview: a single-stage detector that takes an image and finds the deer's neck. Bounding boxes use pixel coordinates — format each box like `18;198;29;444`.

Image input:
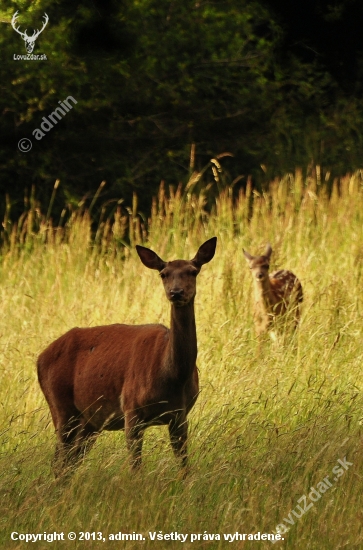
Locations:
254;277;275;313
168;300;197;381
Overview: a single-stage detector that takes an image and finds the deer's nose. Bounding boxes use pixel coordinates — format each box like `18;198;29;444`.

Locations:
170;289;184;301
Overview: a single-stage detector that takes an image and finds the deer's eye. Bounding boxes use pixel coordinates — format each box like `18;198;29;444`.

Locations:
160;272;167;279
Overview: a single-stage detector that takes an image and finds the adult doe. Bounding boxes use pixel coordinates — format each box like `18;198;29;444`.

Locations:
243;244;303;339
37;237;217;475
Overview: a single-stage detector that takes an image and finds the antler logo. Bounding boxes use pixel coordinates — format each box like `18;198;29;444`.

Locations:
11;11;49;53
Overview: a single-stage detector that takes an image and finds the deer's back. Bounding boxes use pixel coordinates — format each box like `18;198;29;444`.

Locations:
37;323;169;387
269;269;303;310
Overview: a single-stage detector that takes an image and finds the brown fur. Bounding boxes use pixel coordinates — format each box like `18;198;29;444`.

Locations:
37;238;217;475
243;244;303;338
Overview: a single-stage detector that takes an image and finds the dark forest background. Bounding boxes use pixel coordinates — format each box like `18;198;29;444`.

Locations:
1;0;363;219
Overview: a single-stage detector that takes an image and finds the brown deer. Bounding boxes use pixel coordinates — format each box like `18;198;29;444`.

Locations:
37;237;217;475
243;244;303;340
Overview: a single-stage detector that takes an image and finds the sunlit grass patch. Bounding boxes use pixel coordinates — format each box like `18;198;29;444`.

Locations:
1;171;363;548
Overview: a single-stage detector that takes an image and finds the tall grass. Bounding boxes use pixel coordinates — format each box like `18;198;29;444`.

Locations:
1;170;363;548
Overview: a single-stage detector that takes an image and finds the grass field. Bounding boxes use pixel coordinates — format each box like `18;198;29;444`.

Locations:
1;171;363;549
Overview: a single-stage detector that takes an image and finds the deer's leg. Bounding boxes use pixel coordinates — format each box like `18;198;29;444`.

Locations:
52;410;97;477
125;413;144;470
255;326;269;357
294;303;301;330
76;422;98;461
168;416;188;469
53;413;81;476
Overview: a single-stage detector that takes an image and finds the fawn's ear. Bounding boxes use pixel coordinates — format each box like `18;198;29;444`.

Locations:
243;249;253;262
191;237;217;268
265;243;273;259
136;245;166;271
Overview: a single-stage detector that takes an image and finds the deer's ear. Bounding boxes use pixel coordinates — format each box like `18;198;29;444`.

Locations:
265;243;273;259
191;237;217;268
136;246;166;271
243;249;253;262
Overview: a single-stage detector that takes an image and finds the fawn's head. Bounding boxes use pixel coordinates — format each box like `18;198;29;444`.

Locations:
243;244;272;282
136;237;217;306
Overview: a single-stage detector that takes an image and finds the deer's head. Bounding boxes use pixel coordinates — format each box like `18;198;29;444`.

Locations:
12;11;49;53
136;238;217;307
243;243;272;283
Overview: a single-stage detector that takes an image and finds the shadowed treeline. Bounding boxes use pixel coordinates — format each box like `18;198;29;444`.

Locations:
1;0;363;220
